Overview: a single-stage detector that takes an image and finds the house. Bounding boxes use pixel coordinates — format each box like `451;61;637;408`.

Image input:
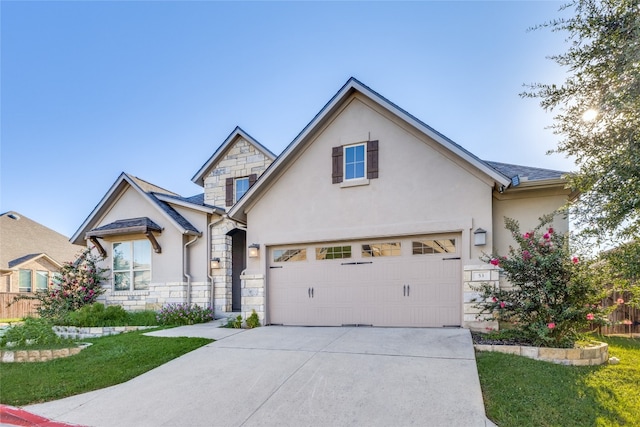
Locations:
0;211;84;295
72;78;573;329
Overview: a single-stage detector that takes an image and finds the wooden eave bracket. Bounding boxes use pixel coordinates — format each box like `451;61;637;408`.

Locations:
145;231;162;254
89;237;107;258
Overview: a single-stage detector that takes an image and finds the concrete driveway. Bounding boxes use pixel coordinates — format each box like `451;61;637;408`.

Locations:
25;326;493;427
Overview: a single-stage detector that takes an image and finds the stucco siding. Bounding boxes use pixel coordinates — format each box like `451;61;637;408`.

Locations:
492;190;570;257
245;96;494;270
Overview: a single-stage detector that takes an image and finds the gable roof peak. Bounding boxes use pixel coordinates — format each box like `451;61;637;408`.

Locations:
191;126;277;187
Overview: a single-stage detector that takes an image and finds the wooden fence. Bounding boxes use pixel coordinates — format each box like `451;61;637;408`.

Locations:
598;292;639;335
0;293;39;319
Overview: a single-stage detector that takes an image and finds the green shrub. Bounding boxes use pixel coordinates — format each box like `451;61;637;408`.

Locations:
126;310;159;326
224;315;243;329
63;303;127;327
156;304;214;326
61;303;159;327
245;310;261;329
0;318;73;349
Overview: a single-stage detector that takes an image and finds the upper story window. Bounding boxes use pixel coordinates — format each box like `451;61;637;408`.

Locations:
225;174;257;207
113;240;151;291
344;144;366;180
332;140;378;184
235;177;250;202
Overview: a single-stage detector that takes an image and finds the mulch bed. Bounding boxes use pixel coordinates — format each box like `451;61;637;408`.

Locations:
471;332;534;347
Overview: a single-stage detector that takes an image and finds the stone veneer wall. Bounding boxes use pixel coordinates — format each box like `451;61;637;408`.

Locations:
210;219;236;313
98;281;211;311
203;137;274;208
240;273;265;323
463;265;500;330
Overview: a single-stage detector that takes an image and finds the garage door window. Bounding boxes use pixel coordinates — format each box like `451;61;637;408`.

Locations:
316;246;352;260
362;242;401;257
273;249;307;262
412;239;456;255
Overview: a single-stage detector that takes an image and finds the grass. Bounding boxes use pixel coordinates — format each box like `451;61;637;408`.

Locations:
476;336;640;427
0;328;212;406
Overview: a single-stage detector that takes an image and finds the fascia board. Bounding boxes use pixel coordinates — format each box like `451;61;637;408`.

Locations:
70;172;130;244
152;193;223;215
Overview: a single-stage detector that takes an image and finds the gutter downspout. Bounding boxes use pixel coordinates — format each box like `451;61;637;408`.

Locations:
208;215;228;311
183;234;199;305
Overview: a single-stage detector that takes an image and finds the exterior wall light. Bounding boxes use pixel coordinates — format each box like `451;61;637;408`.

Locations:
248;243;260;258
210;257;221;269
474;228;487;246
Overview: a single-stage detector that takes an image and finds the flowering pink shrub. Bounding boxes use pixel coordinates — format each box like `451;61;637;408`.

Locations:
473;214;607;347
12;249;108;322
156;303;214;326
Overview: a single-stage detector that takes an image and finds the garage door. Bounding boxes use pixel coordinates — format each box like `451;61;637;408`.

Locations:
268;234;461;327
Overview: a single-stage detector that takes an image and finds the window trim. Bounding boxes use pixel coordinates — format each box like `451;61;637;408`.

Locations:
235;177;250;203
343;143;367;181
18;269;32;293
35;270;49;291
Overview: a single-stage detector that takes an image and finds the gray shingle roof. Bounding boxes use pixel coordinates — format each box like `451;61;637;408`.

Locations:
89;217;162;234
484;161;566;182
126;174;201;235
150;196;201;234
1;211;85;269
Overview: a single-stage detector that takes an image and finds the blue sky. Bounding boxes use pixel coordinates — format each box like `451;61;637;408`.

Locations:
1;1;571;238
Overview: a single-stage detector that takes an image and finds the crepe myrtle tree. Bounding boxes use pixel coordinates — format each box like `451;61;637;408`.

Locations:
473;214;608;347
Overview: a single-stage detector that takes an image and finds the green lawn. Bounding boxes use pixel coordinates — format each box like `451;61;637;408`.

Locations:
476;336;640;427
0;329;212;406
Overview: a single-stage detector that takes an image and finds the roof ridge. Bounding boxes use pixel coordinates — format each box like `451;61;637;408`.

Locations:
127;174;181;197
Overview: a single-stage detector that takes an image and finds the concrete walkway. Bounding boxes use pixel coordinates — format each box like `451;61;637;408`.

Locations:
24;325;495;427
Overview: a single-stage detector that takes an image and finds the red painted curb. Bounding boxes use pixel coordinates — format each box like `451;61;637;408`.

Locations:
0;405;85;427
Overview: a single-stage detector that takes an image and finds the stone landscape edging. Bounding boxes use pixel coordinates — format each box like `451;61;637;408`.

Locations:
1;343;92;363
53;325;154;339
474;341;609;365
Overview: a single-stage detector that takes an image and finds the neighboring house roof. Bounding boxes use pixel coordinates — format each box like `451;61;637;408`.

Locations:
0;211;84;271
229;77;513;221
191;126;277;187
485;161;565;183
8;253;62;270
71;173;217;245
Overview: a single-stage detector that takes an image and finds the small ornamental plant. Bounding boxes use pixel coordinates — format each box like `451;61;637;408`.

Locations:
156;303;214;326
473;214;607;348
12;249;109;323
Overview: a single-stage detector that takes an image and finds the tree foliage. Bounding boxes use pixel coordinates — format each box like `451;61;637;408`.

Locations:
522;0;640;243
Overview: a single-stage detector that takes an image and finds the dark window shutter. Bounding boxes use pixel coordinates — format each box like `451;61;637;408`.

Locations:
367;140;379;179
332;146;343;184
248;174;257;187
225;178;234;206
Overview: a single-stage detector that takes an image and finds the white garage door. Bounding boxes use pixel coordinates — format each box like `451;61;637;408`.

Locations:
268;234;461;327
